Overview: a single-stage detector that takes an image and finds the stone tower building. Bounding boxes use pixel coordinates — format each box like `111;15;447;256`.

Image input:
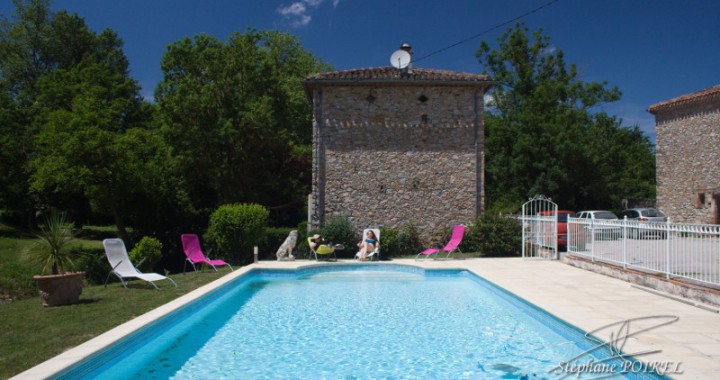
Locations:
303;60;492;236
649;84;720;224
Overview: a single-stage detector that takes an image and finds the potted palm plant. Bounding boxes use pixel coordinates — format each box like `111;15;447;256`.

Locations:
32;211;85;307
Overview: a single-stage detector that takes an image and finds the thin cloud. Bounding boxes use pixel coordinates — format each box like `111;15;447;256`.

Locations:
278;2;307;16
277;0;340;27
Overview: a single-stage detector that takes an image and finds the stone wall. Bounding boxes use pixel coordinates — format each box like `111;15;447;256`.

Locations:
311;85;484;236
655;95;720;223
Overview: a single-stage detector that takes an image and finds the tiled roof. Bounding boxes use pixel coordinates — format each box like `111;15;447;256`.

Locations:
304;67;490;83
648;84;720;114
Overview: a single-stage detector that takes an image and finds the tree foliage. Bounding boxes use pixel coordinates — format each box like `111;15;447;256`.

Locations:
476;24;655;212
155;30;329;224
1;1;329;259
0;1;172;244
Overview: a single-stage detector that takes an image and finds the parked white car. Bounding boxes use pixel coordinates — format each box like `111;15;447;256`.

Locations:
576;210;618;220
576;210;621;240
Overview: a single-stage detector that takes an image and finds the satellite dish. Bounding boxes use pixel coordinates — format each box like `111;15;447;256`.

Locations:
390;49;411;69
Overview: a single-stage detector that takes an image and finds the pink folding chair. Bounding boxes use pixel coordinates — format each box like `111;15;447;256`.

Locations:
181;234;233;272
415;225;466;260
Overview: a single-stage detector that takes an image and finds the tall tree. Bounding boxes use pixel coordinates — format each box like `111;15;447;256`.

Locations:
155;30;329;224
476;23;655;212
1;0;163;242
0;0;54;225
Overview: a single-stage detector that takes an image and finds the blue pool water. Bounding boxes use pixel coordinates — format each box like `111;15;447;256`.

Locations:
58;265;666;379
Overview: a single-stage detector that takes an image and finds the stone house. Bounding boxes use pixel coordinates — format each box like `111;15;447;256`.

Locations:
649;84;720;223
303;59;492;236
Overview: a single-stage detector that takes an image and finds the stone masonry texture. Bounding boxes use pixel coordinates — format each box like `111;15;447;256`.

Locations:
651;88;720;223
305;72;490;238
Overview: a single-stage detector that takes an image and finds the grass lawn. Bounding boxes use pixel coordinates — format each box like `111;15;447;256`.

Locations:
0;235;104;300
0;267;233;379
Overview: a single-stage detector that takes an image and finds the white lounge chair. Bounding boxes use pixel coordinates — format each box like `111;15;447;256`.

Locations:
103;238;177;289
355;228;380;261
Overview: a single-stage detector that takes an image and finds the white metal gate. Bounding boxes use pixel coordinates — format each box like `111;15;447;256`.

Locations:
521;195;559;259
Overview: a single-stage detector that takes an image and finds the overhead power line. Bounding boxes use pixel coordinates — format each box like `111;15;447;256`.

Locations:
412;0;561;65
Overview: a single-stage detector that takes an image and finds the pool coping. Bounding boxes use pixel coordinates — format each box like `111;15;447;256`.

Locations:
12;259;720;379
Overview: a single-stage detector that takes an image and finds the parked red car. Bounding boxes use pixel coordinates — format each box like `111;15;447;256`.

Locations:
538;210;577;248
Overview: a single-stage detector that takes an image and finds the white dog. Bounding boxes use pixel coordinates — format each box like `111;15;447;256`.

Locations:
276;230;298;261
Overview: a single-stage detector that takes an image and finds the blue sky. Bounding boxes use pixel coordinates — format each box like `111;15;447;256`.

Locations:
2;0;718;141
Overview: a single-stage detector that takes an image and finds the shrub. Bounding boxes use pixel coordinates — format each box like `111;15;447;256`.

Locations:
129;236;163;272
395;222;424;257
296;221;308;243
428;225;452;247
207;203;269;265
462;214;521;256
71;246;107;285
33;210;76;275
259;227;296;260
378;227;398;258
319;215;358;259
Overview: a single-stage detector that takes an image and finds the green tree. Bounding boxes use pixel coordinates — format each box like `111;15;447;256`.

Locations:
155;30;329;224
476;23;655;212
0;0;170;243
0;0;57;225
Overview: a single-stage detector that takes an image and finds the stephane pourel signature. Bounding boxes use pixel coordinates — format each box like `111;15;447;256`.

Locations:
548;315;683;378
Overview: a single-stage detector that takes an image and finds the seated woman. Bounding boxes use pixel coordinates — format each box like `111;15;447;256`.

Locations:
356;230;379;261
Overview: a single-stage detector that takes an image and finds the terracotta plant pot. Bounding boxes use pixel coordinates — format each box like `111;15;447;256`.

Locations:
33;272;85;307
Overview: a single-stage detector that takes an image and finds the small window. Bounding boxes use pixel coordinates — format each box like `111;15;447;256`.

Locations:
418;94;429;103
694;193;706;209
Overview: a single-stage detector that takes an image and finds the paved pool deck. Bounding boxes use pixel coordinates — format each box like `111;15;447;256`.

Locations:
14;258;720;379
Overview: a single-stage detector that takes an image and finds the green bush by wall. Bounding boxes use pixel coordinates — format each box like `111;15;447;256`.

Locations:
319;216;358;259
378;227;398;258
259;227;296;260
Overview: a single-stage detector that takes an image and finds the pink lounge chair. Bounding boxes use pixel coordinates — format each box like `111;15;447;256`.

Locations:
415;225;466;260
181;234;233;272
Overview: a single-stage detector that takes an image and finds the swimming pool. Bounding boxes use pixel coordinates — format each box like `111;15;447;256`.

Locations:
51;264;666;379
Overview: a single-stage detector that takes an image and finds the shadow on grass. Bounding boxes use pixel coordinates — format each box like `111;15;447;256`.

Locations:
77;298;101;305
103;282;176;290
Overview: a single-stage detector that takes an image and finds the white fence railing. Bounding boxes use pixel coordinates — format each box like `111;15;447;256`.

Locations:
567;217;720;287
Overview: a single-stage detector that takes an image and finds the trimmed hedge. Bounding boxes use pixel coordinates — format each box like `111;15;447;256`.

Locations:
461;214;521;256
259;227;296;260
206;203;268;265
77;225;134;240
